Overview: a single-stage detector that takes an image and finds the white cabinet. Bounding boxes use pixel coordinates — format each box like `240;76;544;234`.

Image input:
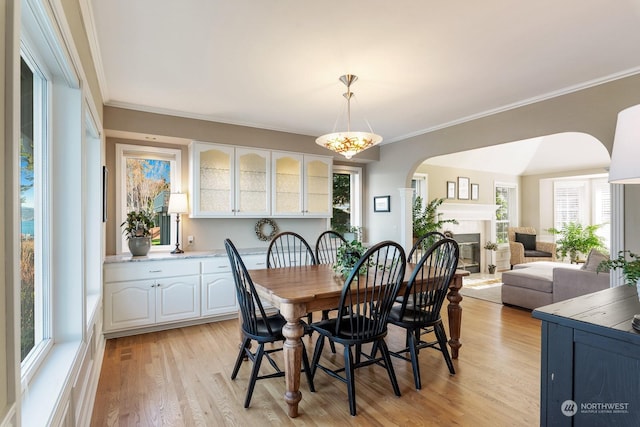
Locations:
104;260;200;332
272;151;332;217
201;258;237;316
189;141;271;217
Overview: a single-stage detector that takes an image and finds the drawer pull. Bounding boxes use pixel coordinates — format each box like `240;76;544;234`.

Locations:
149;269;162;273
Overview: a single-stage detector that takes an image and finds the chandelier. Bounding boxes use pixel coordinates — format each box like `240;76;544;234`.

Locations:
315;74;382;159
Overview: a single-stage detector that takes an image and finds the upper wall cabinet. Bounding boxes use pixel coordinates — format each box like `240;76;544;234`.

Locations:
272;151;332;217
190;142;271;218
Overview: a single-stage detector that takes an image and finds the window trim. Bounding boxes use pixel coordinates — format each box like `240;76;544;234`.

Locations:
494;181;518;244
115;143;182;254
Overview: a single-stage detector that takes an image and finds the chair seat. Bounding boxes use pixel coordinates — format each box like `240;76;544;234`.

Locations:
245;314;287;340
388;306;440;327
311;316;383;344
524;250;552;257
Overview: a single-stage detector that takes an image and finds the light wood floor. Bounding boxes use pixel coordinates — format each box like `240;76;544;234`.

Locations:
90;297;541;426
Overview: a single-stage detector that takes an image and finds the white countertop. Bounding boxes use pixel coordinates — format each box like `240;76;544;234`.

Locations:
104;247;268;264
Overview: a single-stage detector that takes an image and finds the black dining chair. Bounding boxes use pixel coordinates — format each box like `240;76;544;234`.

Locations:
225;238;315;408
309;241;406;416
315;230;348;265
267;231;317;326
408;231;446;263
388;237;459;390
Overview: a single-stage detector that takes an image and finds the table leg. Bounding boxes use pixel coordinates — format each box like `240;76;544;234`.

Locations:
279;303;306;418
447;274;463;359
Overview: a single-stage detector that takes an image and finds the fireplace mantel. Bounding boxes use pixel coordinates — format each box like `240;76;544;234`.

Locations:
439;203;499;221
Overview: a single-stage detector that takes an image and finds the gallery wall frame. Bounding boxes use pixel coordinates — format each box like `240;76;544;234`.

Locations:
447;181;456;199
471;183;479;200
373;195;391;212
457;176;470;200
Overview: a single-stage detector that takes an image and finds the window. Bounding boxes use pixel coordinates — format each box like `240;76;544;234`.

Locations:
331;166;362;234
116;144;182;253
20;53;52;369
553;176;610;250
411;174;428;204
495;183;517;243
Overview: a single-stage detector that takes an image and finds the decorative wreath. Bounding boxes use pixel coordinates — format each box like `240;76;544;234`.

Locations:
255;218;279;241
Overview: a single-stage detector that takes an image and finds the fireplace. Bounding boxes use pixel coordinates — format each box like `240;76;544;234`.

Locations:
454;233;480;273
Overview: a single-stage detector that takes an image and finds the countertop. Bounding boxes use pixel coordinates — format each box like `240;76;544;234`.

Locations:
104;247;268;264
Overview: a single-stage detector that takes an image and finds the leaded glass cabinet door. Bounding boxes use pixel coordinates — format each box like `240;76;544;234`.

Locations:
190;142;234;217
272;152;304;216
304;155;332;217
235;147;270;216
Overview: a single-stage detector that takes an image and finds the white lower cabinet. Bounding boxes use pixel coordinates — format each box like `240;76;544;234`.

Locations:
201;258;238;316
104;259;201;333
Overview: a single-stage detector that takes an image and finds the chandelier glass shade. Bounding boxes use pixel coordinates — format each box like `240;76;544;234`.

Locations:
316;74;382;159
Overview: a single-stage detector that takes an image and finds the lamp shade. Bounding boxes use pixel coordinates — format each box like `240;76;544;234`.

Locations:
168;193;189;214
609;104;640;184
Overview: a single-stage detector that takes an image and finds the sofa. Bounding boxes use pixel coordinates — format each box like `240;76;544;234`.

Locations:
501;250;610;310
508;226;556;267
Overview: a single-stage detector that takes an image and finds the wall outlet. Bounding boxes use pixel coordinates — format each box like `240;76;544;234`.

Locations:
187;235;194;245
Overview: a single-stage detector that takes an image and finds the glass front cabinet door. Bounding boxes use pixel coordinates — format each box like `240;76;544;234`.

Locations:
272;151;332;217
190;141;270;217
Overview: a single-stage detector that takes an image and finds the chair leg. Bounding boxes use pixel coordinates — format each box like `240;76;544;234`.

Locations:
306;313;313;336
244;343;265;408
344;345;357;416
377;339;401;397
301;342;315;392
310;335;326;378
435;323;456;375
231;337;251;380
407;330;422;389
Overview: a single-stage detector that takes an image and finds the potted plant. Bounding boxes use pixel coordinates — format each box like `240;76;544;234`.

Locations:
121;210;155;256
333;239;367;278
412;196;458;241
547;222;606;263
598;251;640;298
484;240;498;274
342;226;362;242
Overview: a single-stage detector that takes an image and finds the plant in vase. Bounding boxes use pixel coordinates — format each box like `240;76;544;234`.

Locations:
547;222;606;263
121;210;155;256
597;250;640;288
333;240;367;278
483;241;498;274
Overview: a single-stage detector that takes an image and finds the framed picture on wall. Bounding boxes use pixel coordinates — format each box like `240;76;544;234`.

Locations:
446;181;456;199
373;195;391;212
457;177;470;200
471;183;479;200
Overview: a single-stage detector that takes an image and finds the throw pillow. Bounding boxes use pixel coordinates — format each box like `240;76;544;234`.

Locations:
581;249;609;272
515;232;536;251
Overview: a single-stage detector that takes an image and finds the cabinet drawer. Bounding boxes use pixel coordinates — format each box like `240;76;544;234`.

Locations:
201;258;231;274
104;260;200;282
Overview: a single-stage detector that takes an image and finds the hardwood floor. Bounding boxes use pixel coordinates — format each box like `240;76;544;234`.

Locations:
90;297;541;426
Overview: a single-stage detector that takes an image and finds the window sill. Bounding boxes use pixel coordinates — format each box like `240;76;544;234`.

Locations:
21;341;81;426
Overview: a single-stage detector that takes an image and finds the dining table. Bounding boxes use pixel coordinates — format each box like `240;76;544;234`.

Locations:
249;263;469;418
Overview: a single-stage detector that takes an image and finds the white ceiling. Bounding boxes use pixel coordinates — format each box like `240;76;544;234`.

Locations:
86;0;639;171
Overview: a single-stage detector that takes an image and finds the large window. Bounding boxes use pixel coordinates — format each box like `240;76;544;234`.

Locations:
495;183;518;243
116;144;182;253
20;54;51;366
331;166;362;235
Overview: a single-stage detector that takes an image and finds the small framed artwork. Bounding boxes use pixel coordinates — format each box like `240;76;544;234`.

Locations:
373;195;391;212
471;183;479;200
457;176;470;200
446;181;456;199
102;166;109;222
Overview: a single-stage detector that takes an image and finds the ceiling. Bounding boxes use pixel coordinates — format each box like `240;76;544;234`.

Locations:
86;0;640;171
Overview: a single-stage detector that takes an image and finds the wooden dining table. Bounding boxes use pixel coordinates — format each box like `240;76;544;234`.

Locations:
249;263;469;418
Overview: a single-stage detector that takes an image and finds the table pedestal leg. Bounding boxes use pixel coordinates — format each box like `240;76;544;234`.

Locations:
447;274;463;359
280;304;305;418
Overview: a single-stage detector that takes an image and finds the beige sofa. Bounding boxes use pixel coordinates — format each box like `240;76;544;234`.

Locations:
501;257;610;310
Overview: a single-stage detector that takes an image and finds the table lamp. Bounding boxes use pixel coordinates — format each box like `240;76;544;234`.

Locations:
608;103;640;330
168;193;189;254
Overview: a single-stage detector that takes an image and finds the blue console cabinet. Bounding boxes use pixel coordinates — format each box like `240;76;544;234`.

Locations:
532;285;640;426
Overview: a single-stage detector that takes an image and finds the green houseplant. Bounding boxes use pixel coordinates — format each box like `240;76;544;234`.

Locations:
333;239;367;278
412;196;458;239
597;250;640;288
121;210;155;256
483;241;498;274
547;222;606;263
